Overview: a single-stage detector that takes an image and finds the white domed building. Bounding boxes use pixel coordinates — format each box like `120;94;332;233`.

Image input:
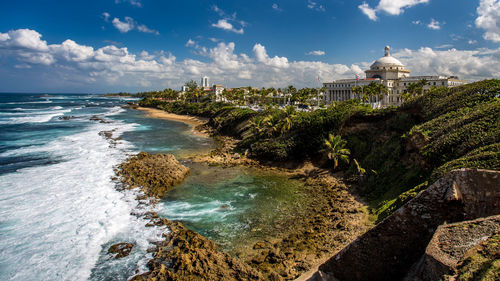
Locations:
323;46;467;107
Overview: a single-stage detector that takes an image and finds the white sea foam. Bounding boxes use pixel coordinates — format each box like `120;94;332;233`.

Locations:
0;107;166;281
5;101;52;104
0;110;70;124
162;200;236;222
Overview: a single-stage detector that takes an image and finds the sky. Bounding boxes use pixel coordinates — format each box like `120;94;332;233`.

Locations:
1;0;500;93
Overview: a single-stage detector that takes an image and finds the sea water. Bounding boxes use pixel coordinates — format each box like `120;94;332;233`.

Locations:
0;93;306;281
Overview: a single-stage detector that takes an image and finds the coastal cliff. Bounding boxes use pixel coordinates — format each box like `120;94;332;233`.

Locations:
312;168;500;281
133;80;499;280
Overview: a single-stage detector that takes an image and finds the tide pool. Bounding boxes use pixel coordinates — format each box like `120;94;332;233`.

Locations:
0;93;308;281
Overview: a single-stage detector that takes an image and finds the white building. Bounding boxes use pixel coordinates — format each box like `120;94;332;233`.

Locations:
212;84;225;101
323;46;467;107
201;76;209;88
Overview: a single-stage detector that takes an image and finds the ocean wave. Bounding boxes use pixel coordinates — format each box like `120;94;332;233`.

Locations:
0;107;163;281
0;109;72;124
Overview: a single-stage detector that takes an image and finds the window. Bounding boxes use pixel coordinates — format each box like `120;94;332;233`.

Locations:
433;82;436;86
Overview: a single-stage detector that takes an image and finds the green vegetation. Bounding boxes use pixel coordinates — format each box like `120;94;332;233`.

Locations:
139;79;500;222
454;234;500;281
322;134;350;170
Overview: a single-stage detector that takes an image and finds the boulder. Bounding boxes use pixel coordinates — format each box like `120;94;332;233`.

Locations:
108;242;134;259
118;152;190;198
411;215;500;280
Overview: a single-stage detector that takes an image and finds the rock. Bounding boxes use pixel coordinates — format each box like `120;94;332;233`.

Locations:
58;116;77;120
117;152;190;198
316;169;500;281
411;215;500;280
108;242;134;259
130;219;262;281
90;115;111;123
253;241;267;250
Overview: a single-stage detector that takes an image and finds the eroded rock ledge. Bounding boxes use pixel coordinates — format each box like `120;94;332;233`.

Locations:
130;218;263;281
312;168;500;281
117;152;190;198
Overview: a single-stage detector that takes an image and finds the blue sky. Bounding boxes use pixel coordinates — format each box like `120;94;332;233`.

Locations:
1;0;499;93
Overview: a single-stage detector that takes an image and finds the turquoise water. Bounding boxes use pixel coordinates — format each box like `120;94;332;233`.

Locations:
159;163;307;252
0;93;306;281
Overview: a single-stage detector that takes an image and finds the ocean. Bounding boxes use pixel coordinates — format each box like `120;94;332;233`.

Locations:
0;93;307;281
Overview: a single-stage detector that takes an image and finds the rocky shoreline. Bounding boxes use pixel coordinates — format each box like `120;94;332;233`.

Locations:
111;111;372;280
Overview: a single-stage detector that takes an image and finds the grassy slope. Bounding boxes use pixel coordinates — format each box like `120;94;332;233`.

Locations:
138;80;500;221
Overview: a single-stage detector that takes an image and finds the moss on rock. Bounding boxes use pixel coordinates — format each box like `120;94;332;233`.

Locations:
117;152;190;198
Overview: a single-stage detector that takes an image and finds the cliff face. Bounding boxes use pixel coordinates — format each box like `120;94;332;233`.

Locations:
312;169;500;281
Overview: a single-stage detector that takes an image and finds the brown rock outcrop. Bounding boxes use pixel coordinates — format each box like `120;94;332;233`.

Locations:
130;219;263;281
117;152;190;198
413;215;500;280
108;242;134;259
312;168;500;281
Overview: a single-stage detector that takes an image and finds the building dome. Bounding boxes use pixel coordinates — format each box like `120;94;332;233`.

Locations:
370;46;404;69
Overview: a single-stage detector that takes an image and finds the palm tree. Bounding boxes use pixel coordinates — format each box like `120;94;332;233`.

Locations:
249;117;266;137
263;114;280;137
280;105;296;133
352;86;363;101
323;133;350;170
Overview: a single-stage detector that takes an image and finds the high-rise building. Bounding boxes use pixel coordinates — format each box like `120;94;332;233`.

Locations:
201;76;209;88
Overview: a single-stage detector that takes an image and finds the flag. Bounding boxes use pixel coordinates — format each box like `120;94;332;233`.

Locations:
356;74;359;81
317;76;321;83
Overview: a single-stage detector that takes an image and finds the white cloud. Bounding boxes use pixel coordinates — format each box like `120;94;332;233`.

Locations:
359;3;378;21
306;50;326;56
359;0;429;21
137;24;160;35
307;0;326;12
102;12;110;22
212;19;244;34
111;16;159;35
112;17;135;33
185;39;195;47
211;6;246;34
2;28;500;92
0;29;49;51
412;20;421;25
476;0;500;42
435;44;453;49
427;18;441;30
115;0;142;8
392;47;500;80
253;44;289;68
272;3;282;12
468;39;478;45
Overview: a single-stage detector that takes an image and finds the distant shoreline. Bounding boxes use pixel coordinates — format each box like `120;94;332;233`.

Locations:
136;106;209;137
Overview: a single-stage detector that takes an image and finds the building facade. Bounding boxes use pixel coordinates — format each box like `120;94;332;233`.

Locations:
201;76;209;88
323;46;467;107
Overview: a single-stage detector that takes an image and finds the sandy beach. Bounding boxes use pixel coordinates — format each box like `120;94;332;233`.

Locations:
137;106;209;137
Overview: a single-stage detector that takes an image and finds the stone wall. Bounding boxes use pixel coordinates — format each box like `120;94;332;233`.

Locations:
313;169;500;281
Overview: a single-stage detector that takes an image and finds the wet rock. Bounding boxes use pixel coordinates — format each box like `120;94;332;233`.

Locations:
117;152;190;198
108;242;134;259
90;115;111;123
130;219;262;281
58;116;77;120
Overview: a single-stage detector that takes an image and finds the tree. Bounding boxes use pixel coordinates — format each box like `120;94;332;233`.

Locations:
185;80;198;92
353;86;363;101
280;106;297;133
323;133;350;170
263;114;280;137
249;117;266;137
